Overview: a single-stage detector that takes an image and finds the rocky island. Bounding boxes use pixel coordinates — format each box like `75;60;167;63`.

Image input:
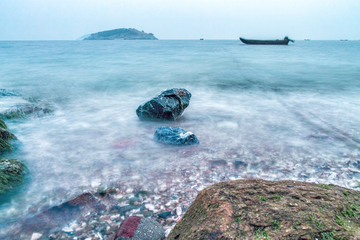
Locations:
83;28;158;40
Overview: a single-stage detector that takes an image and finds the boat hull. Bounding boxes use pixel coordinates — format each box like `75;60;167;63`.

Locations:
240;37;290;45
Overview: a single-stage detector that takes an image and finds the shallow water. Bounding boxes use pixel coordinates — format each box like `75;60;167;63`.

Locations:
1;40;360;231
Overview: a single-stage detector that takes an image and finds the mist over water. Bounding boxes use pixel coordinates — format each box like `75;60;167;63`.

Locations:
0;40;360;228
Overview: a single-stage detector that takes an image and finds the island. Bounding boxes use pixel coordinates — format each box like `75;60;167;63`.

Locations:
83;28;158;40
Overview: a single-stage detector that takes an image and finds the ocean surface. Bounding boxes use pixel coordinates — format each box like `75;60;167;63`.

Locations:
0;40;360;232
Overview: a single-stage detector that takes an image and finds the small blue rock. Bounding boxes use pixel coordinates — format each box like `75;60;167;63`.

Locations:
154;126;199;145
158;211;171;219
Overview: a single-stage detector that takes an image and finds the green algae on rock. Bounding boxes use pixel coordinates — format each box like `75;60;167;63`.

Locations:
168;179;360;240
0;127;17;152
0;118;7;129
0;159;27;195
0;102;54;120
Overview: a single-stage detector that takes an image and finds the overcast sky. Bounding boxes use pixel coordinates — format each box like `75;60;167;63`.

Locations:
0;0;359;40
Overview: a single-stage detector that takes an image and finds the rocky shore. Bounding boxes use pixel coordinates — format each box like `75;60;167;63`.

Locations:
1;88;360;239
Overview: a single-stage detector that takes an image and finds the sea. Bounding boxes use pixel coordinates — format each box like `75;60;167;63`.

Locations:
0;40;360;234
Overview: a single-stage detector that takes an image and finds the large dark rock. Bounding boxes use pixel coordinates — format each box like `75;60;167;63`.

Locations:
0;159;27;195
136;88;191;121
154;127;199;145
114;216;165;240
168;179;360;240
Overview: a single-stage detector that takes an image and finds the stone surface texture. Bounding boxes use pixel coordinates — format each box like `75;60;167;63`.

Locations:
0;159;27;195
0;127;17;153
0;89;22;97
114;216;165;240
168;179;360;240
0;102;53;119
154;126;199;145
136;88;191;121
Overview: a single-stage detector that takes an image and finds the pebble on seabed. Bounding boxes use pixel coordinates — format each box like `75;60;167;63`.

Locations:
21;144;359;240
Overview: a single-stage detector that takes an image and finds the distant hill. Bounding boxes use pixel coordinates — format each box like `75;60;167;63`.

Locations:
77;34;91;40
83;28;158;40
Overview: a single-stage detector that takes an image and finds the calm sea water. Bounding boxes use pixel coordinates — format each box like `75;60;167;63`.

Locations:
1;40;360;228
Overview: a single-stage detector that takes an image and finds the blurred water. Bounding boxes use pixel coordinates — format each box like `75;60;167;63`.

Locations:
0;40;360;226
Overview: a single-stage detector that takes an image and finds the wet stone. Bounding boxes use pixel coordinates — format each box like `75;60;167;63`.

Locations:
114;216;165;240
0;102;54;120
0;128;17;153
233;160;248;168
158;211;171;219
112;205;144;216
210;159;227;166
154;126;199;146
0;89;22;97
136;88;191;121
0;159;27;197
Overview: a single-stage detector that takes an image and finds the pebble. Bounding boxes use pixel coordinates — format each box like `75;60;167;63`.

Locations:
164;229;172;238
62;226;73;232
145;204;155;211
158;211;171;218
126;188;134;194
176;206;182;216
30;233;42;240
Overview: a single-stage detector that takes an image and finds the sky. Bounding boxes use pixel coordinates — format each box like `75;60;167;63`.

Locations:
0;0;359;40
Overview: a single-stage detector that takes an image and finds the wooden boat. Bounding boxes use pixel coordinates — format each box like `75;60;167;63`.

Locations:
240;36;294;45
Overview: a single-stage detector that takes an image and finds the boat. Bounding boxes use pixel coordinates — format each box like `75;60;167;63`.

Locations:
304;39;310;41
200;38;204;40
239;36;294;45
340;39;348;41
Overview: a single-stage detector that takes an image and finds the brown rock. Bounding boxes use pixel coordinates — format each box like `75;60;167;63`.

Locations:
168;179;360;240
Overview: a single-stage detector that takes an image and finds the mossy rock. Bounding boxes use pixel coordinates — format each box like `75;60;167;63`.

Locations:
0;102;54;120
0;118;7;129
0;159;27;195
168;179;360;240
0;128;17;152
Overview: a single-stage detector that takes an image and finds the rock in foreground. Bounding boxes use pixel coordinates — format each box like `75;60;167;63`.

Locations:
0;159;27;196
136;88;191;121
114;216;165;240
168;179;360;240
154;126;199;145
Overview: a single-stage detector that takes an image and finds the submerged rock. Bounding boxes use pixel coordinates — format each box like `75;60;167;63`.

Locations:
0;89;22;97
0;102;54;119
0;127;17;153
0;118;7;129
154;127;199;145
114;216;165;240
20;192;102;235
168;179;360;240
0;159;27;195
136;88;191;121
